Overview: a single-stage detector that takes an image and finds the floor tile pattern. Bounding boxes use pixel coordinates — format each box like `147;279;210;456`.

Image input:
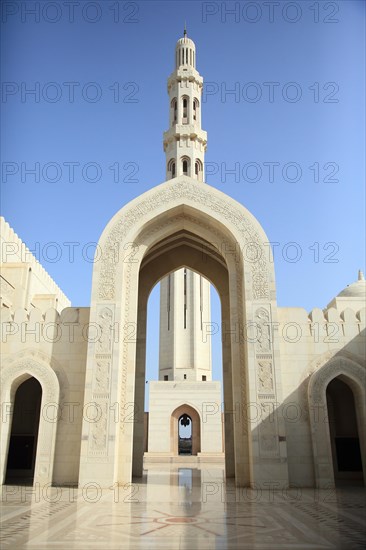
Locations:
1;465;365;549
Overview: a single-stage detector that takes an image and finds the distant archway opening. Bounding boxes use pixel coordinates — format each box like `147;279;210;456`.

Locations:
5;377;42;485
178;414;192;455
326;377;364;485
171;404;200;456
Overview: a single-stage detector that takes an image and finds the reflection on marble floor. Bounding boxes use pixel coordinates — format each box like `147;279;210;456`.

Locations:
1;464;365;549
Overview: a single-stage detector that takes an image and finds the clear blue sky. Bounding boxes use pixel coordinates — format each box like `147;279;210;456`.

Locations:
1;1;365;395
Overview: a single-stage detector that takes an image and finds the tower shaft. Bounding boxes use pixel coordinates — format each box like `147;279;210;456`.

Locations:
159;269;212;381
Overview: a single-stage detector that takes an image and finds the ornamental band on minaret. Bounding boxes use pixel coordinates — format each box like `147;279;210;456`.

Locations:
159;30;212;382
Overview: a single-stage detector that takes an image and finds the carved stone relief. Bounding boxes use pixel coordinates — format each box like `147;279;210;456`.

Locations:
98;180;270;301
88;305;115;458
257;360;274;393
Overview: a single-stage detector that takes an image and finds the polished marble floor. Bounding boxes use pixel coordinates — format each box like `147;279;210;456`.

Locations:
1;464;365;549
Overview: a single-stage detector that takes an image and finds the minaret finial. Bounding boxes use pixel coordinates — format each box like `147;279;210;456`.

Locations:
184;21;187;37
358;269;364;281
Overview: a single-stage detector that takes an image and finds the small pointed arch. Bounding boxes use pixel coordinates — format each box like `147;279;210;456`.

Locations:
194;159;203;182
170;97;177;125
167;158;176;179
193;97;199;122
182;95;189;124
181;156;190;176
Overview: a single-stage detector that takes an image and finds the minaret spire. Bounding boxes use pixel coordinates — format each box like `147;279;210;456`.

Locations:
163;32;207;182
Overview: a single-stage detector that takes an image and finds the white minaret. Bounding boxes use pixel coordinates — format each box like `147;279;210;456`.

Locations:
163;26;207;181
159;29;212;382
146;33;223;459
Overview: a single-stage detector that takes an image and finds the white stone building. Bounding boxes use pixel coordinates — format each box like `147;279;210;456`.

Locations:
1;31;365;490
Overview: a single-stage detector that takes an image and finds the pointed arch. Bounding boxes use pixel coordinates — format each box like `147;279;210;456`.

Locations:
167;158;176;179
79;176;285;489
308;355;366;488
181;155;190;176
1;353;60;486
170;97;177;125
193;97;199;123
194;159;203;181
182;95;189;124
171;403;201;455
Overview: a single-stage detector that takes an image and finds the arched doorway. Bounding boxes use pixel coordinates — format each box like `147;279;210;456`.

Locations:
178;414;192;455
171;404;201;456
5;377;42;485
308;356;366;488
1;355;61;487
326;377;364;485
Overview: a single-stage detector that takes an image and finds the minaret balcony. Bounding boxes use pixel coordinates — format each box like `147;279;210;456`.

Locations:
167;71;203;89
163;125;207;144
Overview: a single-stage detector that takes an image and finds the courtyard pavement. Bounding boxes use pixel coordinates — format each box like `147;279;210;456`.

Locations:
1;464;365;549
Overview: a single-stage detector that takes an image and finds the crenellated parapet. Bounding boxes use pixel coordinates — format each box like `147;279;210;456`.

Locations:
1;306;91;349
309;306;366;338
0;216;70;312
277;305;365;347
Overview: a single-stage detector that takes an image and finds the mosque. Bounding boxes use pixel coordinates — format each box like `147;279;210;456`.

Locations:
0;30;365;491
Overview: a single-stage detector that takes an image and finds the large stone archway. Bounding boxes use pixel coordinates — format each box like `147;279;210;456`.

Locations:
0;351;61;487
308;355;366;488
79;177;289;488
